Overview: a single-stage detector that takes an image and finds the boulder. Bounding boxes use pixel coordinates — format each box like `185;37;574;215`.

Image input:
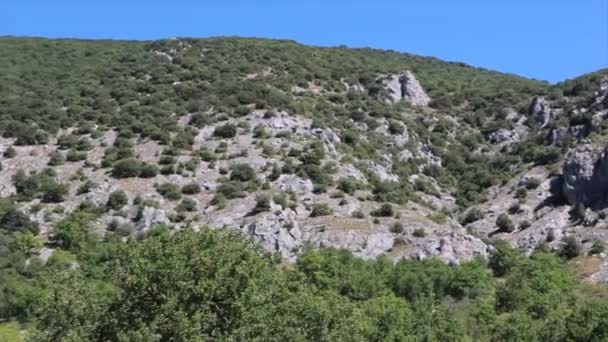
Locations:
408;231;489;265
244;207;302;260
136;206;170;232
487;129;520;150
381;71;431;106
273;174;314;195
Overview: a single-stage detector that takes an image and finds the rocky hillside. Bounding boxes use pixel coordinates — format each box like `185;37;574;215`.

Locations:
0;36;607;272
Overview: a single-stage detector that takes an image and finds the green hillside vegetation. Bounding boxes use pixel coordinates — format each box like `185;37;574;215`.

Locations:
2;37;608;340
0;37;557;207
0;210;605;341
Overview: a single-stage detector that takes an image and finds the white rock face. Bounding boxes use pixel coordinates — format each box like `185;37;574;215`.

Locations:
592;76;608;110
242;207;302;260
528;96;554;128
488;129;520;151
562;144;608;207
307;228;395;259
381;71;431;106
273;174;314;195
407;232;489;265
136;206;170;232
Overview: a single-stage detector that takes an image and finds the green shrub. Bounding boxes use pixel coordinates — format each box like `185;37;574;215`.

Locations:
559;236;581;259
254;195;271;213
590;239;605;255
156;183;182;201
515;188;528;200
519;220;531;230
176;198;197;212
139;164;159;178
412;228;426;237
48;151;65;166
390;222;404;234
310;203;334;217
181;182;202;195
37;178;69;203
3;146;16;158
496;213;515;233
66;150;87;162
107;190;129;210
111;159;143;178
461;208;483;225
230;164;256;182
388;120;405;135
337;177;361;195
76;180;96;195
371;203;394;217
213;124;237;138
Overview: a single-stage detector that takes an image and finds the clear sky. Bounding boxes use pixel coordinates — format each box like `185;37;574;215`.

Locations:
2;0;607;83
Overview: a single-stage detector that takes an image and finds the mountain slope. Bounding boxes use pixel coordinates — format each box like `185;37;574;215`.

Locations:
3;36;608;340
0;36;607;264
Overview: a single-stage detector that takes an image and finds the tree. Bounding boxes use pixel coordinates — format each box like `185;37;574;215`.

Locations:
13;231;41;255
52;212;96;250
489;240;522;277
32;229;278;341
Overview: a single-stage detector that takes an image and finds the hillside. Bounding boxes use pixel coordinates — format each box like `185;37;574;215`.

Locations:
1;36;608;340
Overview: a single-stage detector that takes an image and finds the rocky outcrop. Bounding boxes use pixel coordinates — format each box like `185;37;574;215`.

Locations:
562;144;608;207
380;71;431;106
243;204;302;260
592;77;608;110
406;232;489;265
548;127;568;146
487;129;520;151
136;206;170;232
528;97;554;128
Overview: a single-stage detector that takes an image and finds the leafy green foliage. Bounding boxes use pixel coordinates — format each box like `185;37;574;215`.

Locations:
12;169;69;203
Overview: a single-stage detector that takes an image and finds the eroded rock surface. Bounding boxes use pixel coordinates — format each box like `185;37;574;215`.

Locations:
380;71;431;106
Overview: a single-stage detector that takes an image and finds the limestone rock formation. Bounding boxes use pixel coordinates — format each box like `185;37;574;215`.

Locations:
592;76;608;110
487;129;520;151
528;96;554;128
561;144;608;207
136;206;170;233
381;71;431;106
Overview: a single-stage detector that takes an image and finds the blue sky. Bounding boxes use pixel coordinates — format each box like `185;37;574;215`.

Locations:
2;0;607;83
